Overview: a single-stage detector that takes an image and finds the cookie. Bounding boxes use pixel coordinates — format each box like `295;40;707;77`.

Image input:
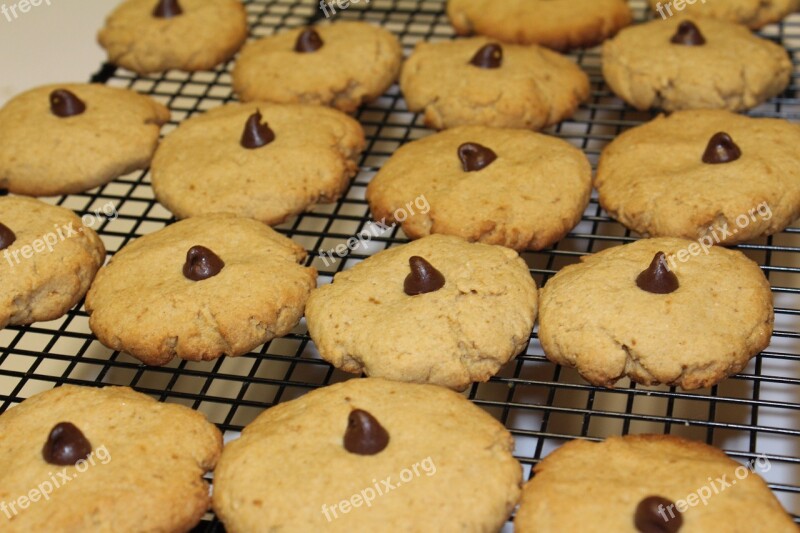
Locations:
596;110;800;245
85;214;317;365
151;102;365;225
97;0;248;74
649;0;800;29
400;38;590;130
0;83;169;196
0;196;105;329
212;377;522;532
538;237;773;389
305;234;538;391
515;434;796;532
602;17;792;112
0;384;222;532
366;126;592;251
447;0;632;51
232;22;402;113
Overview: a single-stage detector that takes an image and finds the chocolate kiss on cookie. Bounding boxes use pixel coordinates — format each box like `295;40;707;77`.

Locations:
343;409;390;455
50;89;86;117
153;0;183;18
671;20;705;46
635;495;683;533
0;222;15;250
42;422;92;466
404;256;445;295
702;132;741;164
636;252;678;294
240;110;275;149
470;43;503;69
295;28;324;53
458;142;497;172
183;245;225;281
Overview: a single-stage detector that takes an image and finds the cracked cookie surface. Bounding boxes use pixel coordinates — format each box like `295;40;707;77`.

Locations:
232;22;402;113
0;83;169;196
400;37;589;130
538;237;773;389
305;234;538;391
602;16;791;112
596;110;800;244
447;0;632;51
213;377;522;532
85;214;317;365
151;102;365;226
366;126;591;251
98;0;248;74
647;0;800;29
0;196;105;329
0;384;222;533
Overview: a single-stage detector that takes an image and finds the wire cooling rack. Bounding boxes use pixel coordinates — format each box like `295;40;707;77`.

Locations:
0;0;798;529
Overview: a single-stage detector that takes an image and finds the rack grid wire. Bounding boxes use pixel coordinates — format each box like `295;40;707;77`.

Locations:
1;0;799;530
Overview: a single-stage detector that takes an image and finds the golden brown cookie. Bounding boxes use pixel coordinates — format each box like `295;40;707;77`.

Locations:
212;378;522;532
85;214;317;365
400;37;590;130
151;102;365;225
648;0;800;29
538;237;774;389
366;126;592;251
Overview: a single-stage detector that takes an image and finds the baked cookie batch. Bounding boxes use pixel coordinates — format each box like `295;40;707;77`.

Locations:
0;0;798;531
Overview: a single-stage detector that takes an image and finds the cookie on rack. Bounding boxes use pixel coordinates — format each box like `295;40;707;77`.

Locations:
0;83;169;196
447;0;632;51
538;237;773;389
151;102;365;225
213;377;522;532
305;234;538;391
85;214;317;365
0;384;222;532
596;110;800;245
233;22;402;113
367;126;591;251
515;434;796;532
400;37;590;130
602;17;791;111
98;0;248;74
0;196;105;329
648;0;800;29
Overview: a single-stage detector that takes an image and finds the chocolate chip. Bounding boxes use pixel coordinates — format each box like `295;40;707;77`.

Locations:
702;132;742;164
635;496;683;533
0;222;15;251
50;89;86;118
295;28;323;53
183;246;225;281
42;422;92;466
670;21;705;46
153;0;183;18
458;142;497;172
636;252;679;294
404;256;445;295
343;409;389;455
0;189;8;196
240;110;276;149
469;43;503;69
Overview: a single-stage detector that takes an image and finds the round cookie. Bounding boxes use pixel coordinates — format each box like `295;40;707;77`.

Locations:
0;83;169;196
648;0;800;29
232;22;402;113
515;435;796;532
0;384;222;532
212;377;522;532
85;214;317;365
596;110;800;245
366;126;592;251
602;17;792;112
447;0;632;51
305;234;538;391
151;102;365;225
400;38;590;130
538;237;773;389
97;0;248;74
0;196;105;329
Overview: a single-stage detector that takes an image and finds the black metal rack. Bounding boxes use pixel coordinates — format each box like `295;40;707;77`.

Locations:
1;0;798;530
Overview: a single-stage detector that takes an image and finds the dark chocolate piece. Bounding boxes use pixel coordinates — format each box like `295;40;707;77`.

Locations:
183;246;225;281
404;256;445;295
671;21;705;46
42;422;92;466
469;43;503;69
458;142;497;172
0;222;15;251
240;110;276;149
635;495;683;533
702;132;741;164
50;89;86;118
343;409;389;455
153;0;183;18
295;28;324;53
636;252;679;294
